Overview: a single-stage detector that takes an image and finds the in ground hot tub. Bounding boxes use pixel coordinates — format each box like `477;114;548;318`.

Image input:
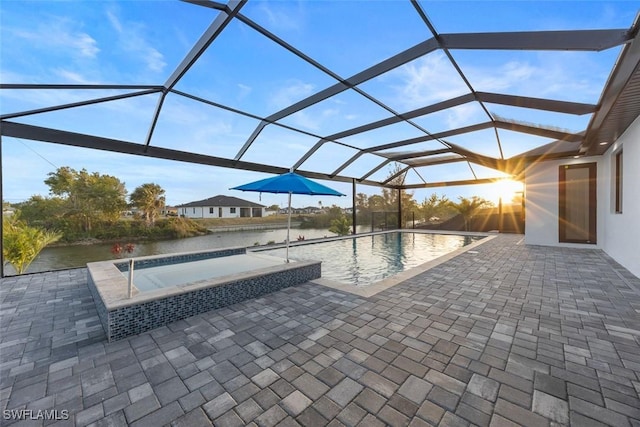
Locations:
87;247;320;341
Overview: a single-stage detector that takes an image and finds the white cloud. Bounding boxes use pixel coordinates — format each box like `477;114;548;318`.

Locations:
267;81;357;131
194;122;234;142
159;97;210;126
285;106;341;132
465;51;606;103
9;17;99;59
106;10;123;33
391;53;468;109
254;2;303;32
74;33;100;58
237;83;252;100
0;81;97;111
470;61;536;92
322;108;339;118
269;81;321;129
529;52;606;101
288;111;321;131
270;81;315;110
105;8;166;73
143;49;166;73
392;51;604;112
53;69;94;84
446;103;483;129
285;142;312;152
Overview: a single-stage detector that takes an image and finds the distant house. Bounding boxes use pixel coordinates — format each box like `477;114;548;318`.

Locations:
278;206;323;215
176;195;265;219
162;206;178;216
302;206;323;214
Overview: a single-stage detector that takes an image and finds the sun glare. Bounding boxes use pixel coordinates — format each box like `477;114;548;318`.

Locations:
492;179;523;204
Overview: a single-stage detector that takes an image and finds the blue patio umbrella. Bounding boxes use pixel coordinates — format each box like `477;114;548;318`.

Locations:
231;172;345;262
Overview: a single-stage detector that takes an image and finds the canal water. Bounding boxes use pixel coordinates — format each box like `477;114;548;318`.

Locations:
15;227;369;275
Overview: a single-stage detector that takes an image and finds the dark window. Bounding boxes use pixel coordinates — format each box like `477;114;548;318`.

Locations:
230;207;236;213
209;207;214;214
615;150;623;213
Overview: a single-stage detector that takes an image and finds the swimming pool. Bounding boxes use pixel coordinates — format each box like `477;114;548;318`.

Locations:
259;231;484;287
122;252;290;292
87;247;321;341
87;231;489;340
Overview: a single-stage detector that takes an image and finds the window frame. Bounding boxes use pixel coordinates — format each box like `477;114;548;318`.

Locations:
615;150;623;214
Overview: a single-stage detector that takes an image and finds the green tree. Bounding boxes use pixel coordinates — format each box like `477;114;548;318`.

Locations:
353;193;372;225
381;164;412;207
368;194;385;212
326;205;344;221
17;195;66;228
450;196;492;231
45;167;127;232
3;213;61;274
328;215;352;236
129;183;166;226
421;193;450;222
355;193;369;214
379;164;417;227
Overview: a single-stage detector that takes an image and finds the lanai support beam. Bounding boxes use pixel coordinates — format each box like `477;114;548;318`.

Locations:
0;121;384;188
352;179;357;236
398;189;402;230
144;0;246;150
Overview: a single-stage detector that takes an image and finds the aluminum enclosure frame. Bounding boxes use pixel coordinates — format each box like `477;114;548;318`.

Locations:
1;1;639;191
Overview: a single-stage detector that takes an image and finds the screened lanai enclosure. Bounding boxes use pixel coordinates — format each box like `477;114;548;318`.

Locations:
3;1;639;185
1;1;640;273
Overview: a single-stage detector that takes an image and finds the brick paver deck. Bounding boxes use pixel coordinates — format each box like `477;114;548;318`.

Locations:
1;234;639;426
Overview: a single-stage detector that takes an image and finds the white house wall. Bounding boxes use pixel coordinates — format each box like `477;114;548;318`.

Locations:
179;206;263;219
524;116;640;278
600;116;640;279
524;156;605;248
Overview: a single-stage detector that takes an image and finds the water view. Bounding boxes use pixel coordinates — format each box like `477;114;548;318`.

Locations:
19;227;370;275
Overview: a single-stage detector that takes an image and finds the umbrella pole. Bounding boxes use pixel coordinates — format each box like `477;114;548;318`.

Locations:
286;192;292;263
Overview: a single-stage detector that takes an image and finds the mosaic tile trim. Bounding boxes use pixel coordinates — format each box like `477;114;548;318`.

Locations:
101;262;320;341
87;274;108;335
114;247;246;272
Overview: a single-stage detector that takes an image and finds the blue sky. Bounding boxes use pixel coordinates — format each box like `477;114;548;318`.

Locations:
1;1;638;209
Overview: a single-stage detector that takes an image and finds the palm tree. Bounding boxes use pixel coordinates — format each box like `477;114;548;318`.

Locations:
451;196;492;231
129;183;166;226
3;213;62;274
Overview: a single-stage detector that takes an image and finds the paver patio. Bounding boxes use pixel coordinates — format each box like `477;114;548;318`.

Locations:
1;234;639;426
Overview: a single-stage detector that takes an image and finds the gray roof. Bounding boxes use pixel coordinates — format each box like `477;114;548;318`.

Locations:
176;195;264;209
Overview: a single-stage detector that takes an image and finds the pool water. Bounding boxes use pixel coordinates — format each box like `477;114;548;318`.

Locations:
124;253;288;292
260;232;483;286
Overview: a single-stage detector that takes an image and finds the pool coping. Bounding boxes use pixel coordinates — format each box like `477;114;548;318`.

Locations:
87;247;322;341
249;228;491;252
88;246;239;309
309;231;496;297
